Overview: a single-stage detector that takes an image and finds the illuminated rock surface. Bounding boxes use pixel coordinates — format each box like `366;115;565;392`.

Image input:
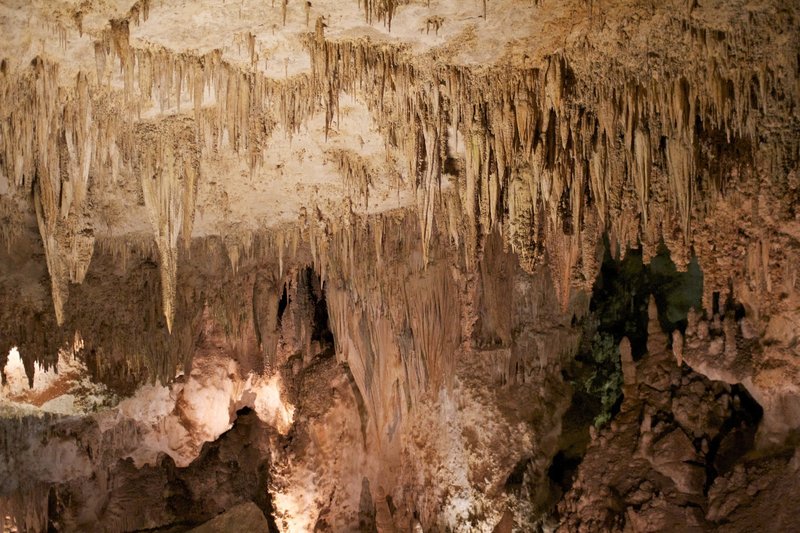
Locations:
0;0;798;530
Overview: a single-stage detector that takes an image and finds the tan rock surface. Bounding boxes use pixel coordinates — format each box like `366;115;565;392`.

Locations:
0;0;798;531
189;502;270;533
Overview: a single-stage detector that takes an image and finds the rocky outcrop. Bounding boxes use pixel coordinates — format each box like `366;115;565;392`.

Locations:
189;502;272;533
555;298;767;531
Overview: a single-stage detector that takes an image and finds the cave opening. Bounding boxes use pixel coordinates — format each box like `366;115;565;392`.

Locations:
273;266;335;359
505;457;529;489
551;240;706;502
588;240;704;359
567;240;704;430
305;266;335;350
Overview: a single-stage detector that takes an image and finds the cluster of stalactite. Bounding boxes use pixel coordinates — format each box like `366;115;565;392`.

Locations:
328;148;373;208
0;0;797;393
324;211;462;443
0;4;318;325
0;58;98;326
134;116;200;332
357;0;404;31
0;206;454;395
306;13;799;308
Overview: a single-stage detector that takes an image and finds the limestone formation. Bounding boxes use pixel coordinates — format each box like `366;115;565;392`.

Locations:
0;0;798;531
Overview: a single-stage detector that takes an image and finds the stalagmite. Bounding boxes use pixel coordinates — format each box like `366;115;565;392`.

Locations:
620;336;636;388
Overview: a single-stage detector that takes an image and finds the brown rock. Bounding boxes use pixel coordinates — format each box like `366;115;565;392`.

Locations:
189;502;270;533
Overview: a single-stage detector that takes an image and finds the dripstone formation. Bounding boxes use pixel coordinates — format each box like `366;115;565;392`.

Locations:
1;0;798;531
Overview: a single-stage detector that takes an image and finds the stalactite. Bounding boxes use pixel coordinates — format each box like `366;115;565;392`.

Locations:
305;24;797;305
0;57;104;323
0;0;796;395
359;0;401;31
134;117;199;333
329;148;372;208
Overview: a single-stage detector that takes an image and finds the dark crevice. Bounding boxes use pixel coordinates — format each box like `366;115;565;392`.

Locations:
277;282;288;324
505;457;530;489
547;451;583;495
305;267;334;348
358;477;378;533
703;385;763;494
442;155;460;176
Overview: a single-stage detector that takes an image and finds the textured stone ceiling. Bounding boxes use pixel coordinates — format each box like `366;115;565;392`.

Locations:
0;0;799;531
